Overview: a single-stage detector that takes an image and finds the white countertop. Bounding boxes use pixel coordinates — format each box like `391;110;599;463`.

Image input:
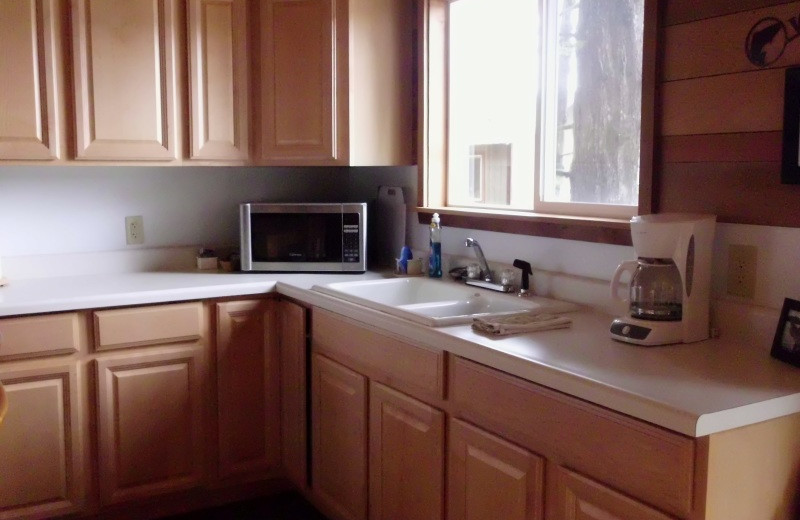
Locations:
2;269;799;438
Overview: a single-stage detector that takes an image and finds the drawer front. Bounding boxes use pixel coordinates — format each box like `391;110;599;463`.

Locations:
450;357;695;518
0;313;85;360
312;309;445;400
94;302;204;351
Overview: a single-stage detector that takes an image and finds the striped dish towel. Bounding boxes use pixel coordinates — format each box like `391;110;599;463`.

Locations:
472;313;572;336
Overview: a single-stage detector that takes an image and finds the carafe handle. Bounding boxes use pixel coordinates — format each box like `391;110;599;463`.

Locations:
610;260;638;303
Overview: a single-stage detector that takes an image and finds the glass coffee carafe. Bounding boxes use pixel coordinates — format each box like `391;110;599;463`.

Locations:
628;258;683;321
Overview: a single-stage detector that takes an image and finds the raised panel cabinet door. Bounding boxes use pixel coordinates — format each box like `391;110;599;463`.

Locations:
188;0;249;161
448;419;544;520
260;0;347;164
95;347;204;505
369;381;445;520
0;362;86;519
279;300;308;490
215;299;281;480
547;465;677;520
311;354;368;520
0;0;62;160
71;0;179;160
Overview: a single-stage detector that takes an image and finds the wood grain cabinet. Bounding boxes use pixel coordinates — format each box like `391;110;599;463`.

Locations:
258;0;414;166
187;0;249;162
369;381;444;520
547;465;677;520
311;353;368;520
0;362;87;519
214;299;281;481
0;0;63;161
71;0;180;161
448;418;545;520
279;299;309;490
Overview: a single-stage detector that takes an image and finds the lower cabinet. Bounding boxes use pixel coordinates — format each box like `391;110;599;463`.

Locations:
215;299;281;481
448;418;544;520
279;299;309;490
369;381;444;520
95;347;204;505
547;465;677;520
311;354;369;520
0;362;86;519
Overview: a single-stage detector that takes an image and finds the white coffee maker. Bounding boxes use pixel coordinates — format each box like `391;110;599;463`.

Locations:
610;214;716;346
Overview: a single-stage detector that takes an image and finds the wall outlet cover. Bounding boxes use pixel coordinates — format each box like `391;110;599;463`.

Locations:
727;244;757;299
125;216;144;245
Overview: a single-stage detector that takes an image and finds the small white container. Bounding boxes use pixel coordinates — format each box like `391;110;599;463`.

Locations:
196;256;218;270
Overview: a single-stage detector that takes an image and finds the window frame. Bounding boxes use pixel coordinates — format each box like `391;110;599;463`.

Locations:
416;0;658;245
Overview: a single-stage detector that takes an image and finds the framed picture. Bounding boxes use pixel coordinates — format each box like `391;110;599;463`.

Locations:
781;67;800;184
770;298;800;367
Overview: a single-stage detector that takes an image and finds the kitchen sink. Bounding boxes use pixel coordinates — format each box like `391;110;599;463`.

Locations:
312;277;579;327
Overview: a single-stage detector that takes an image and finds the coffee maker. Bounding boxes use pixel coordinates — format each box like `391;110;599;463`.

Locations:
610;214;716;346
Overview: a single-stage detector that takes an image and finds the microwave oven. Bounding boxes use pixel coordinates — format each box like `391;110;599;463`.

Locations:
240;202;367;273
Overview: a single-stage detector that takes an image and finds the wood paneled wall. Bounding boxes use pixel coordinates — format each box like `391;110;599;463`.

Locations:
658;0;800;226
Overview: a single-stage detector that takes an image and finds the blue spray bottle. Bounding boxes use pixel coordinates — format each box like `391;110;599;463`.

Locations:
428;213;442;278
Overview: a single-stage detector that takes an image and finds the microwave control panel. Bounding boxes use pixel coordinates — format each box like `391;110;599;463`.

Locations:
343;212;361;263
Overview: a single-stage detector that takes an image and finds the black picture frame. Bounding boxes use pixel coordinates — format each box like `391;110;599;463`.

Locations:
781;67;800;184
770;298;800;367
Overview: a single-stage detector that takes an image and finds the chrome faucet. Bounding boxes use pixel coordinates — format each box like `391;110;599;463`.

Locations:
465;238;493;283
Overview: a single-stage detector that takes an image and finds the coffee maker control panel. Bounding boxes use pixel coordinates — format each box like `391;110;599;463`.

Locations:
610;320;652;341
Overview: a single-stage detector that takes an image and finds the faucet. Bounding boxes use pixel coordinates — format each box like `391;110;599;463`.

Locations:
465;238;493;283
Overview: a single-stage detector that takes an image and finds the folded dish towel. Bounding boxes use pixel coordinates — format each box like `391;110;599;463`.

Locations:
472;312;572;336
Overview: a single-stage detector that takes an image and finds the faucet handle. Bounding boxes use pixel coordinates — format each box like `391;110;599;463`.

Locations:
512;259;533;293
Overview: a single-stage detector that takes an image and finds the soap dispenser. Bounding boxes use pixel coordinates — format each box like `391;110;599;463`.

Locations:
428;213;442;278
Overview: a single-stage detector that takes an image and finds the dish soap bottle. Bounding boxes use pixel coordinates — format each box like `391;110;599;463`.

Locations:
428;213;442;278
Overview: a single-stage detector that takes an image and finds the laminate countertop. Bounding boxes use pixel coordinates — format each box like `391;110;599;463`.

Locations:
1;270;799;438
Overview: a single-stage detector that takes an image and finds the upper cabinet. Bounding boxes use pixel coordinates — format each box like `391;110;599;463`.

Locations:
258;0;415;166
71;0;180;161
0;0;414;166
187;0;249;162
0;0;63;161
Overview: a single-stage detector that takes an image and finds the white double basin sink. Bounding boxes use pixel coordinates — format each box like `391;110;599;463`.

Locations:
312;277;579;327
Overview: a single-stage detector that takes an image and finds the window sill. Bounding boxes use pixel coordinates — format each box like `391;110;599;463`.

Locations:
416;207;633;246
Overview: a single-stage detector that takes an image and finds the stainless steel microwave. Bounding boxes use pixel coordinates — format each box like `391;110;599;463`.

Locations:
240;203;367;272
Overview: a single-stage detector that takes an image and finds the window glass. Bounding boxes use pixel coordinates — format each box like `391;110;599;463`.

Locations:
445;0;644;214
542;0;644;206
447;0;538;209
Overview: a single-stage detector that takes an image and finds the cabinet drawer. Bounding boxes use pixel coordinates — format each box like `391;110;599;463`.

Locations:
450;357;695;519
312;309;445;400
94;302;204;351
0;313;85;360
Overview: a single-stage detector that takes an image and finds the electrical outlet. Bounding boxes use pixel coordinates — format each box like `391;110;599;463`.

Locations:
727;244;757;298
125;216;144;245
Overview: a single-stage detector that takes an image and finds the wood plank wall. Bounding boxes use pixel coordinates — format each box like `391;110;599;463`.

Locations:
658;0;800;226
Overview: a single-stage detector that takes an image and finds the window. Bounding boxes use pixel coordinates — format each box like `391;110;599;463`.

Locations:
433;0;648;220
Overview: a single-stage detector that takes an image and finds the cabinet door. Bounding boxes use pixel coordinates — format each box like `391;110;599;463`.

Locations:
96;347;203;505
72;0;179;160
448;419;544;520
0;363;86;518
188;0;249;161
547;466;677;520
259;0;346;164
215;300;281;480
369;381;444;520
311;354;368;520
279;300;308;490
0;0;62;160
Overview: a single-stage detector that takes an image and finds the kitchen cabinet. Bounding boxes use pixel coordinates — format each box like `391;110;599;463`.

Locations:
214;299;281;481
0;362;87;519
0;0;63;161
93;302;206;505
258;0;415;166
311;353;368;520
187;0;249;162
279;299;309;490
547;466;676;520
71;0;180;161
369;381;444;520
95;347;204;505
448;418;544;520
